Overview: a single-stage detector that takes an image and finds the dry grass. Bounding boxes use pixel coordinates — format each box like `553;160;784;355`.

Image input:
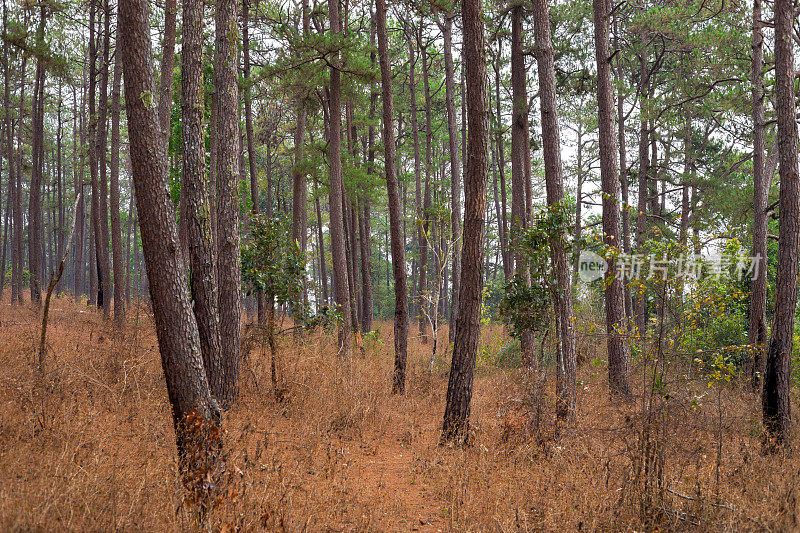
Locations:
1;296;800;531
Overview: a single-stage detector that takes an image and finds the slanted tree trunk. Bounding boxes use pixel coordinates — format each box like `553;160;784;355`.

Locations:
109;28;125;325
215;0;242;407
532;0;576;421
119;0;220;457
762;0;798;448
183;0;223;400
376;0;409;393
593;0;631;397
441;0;488;444
327;0;352;358
748;0;768;392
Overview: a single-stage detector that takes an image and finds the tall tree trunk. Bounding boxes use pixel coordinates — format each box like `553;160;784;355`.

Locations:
291;0;310;323
215;0;242;407
2;0;18;303
407;29;422;325
418;39;434;344
29;6;47;306
96;0;112;316
119;0;220;456
593;0;631;397
440;14;461;343
88;1;103;311
748;0;768;392
614;12;633;323
634;51;649;335
376;0;409;393
359;201;373;332
572;120;584;290
441;0;488;444
14;55;27;305
56;85;65;294
242;0;265;324
360;5;376;334
509;4;535;366
158;0;177;147
533;0;576;422
762;0;798;448
72;81;86;302
183;0;223;401
327;0;352;358
109;28;125;325
492;55;510;281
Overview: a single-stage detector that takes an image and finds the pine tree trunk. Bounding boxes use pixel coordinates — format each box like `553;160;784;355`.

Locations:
215;0;243;407
13;55;26;304
532;0;576;421
327;0;352;358
96;0;112;317
29;7;47;306
109;28;125;325
441;14;461;343
407;28;423;325
158;0;177;147
119;0;220;452
2;0;15;302
419;40;434;344
181;0;224;400
509;5;537;365
634;52;649;336
613;12;633;324
593;0;631;397
376;0;409;393
748;0;768;392
492;57;510;281
762;0;798;448
441;0;488;444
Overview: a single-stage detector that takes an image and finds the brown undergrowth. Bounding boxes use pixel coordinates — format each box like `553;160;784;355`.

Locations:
1;296;799;531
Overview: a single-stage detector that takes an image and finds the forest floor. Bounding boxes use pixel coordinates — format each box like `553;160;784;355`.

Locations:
2;297;800;531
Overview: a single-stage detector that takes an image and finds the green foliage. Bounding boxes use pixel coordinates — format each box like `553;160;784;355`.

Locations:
499;201;571;339
680;240;750;369
241;215;307;314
